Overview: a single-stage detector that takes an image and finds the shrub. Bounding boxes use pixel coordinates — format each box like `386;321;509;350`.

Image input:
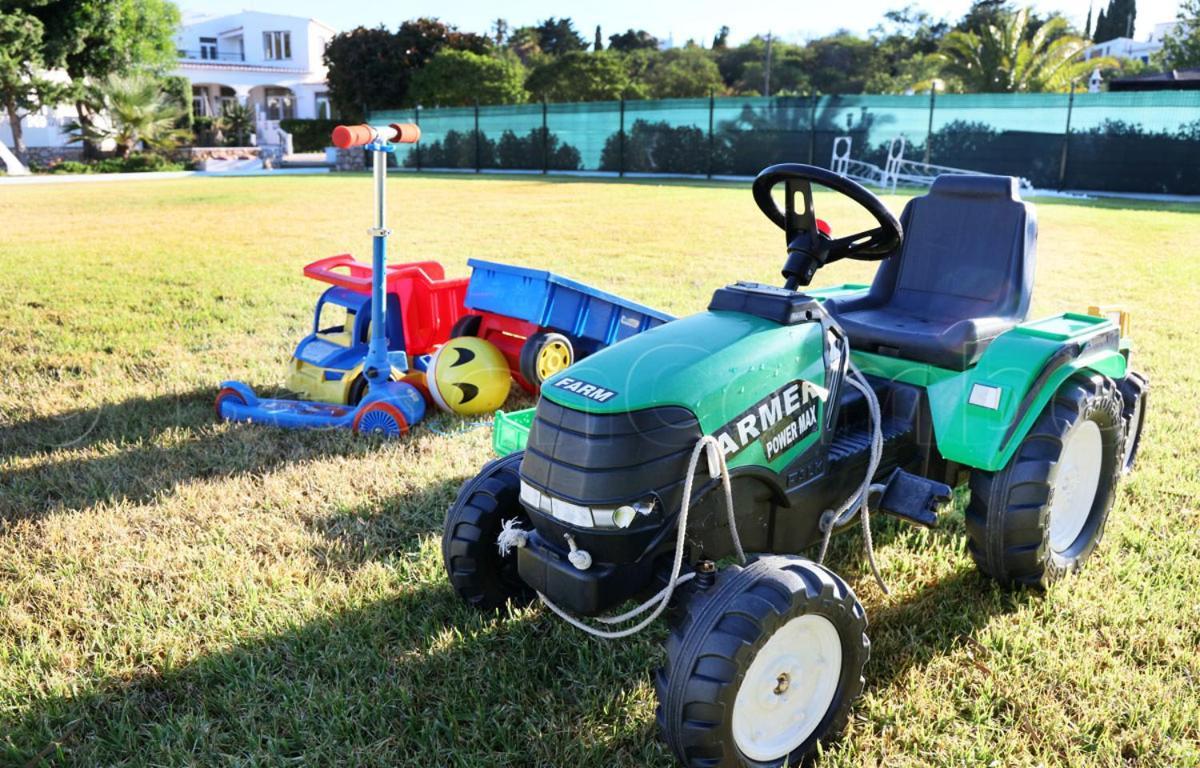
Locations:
49;160;92;174
280;119;339;152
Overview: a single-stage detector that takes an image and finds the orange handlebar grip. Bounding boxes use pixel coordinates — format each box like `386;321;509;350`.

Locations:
331;124;374;149
389;123;421;143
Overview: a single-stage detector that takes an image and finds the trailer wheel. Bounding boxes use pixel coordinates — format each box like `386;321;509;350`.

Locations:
450;314;483;338
966;372;1124;588
1117;370;1148;474
655;556;868;768
519;331;574;388
442;452;535;611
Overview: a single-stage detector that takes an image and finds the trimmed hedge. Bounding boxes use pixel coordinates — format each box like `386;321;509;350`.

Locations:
43;155;189;174
280;119;339;152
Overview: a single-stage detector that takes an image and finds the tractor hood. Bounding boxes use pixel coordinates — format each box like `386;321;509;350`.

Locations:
541;309;830;468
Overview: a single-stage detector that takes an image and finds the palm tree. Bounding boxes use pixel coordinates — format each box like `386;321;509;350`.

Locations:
68;73;188;158
935;8;1116;92
220;102;254;146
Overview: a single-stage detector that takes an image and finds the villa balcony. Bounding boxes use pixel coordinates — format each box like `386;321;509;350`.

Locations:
177;49;245;62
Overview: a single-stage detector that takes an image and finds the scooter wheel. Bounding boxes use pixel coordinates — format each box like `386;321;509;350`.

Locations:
352;401;409;437
214;387;246;421
655;556;869;767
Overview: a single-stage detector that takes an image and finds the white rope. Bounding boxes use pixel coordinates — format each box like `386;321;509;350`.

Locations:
538;435;742;639
816;364;890;595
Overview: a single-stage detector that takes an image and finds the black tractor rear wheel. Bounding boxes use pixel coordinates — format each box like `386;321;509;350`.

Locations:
655;556;869;767
966;372;1124;588
442;451;535;611
1117;369;1148;474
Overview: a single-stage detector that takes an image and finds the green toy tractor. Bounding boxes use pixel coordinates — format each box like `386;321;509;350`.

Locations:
442;165;1149;767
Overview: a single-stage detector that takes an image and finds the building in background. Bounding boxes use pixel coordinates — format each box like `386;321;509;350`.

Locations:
1081;21;1181;64
174;11;334;146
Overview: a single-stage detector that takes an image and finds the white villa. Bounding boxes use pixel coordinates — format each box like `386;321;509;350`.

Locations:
176;11;335;140
0;10;333;164
1081;21;1182;65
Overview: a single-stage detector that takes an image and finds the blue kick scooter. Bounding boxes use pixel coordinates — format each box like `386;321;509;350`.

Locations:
215;123;427;436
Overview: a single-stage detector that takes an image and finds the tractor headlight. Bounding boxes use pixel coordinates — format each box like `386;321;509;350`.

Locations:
520;482;659;530
613;505;637;529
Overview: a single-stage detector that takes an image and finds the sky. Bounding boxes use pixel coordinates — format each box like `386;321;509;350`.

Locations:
181;0;1184;43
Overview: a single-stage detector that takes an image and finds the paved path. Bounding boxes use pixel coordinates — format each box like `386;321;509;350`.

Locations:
0;167;330;186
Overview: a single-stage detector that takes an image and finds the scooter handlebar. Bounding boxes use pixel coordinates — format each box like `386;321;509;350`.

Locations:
331;123;421;149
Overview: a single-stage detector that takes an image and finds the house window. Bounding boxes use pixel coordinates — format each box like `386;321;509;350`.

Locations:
264;87;295;120
263;31;292;60
200;36;217;60
315;93;331;119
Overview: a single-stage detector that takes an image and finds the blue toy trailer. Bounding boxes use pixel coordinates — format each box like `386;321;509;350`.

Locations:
456;258;674;391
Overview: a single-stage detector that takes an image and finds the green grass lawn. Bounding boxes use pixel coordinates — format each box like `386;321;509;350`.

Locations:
1;174;1198;767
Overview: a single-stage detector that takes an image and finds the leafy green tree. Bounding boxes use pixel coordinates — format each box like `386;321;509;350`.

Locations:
608;29;659;53
632;47;725;98
804;34;882;94
23;0;180;156
593;25;603;51
67;72;187;158
867;7;950;92
936;8;1110;92
525;51;630;102
712;26;730;49
324;18;491;120
1159;0;1200;67
410;50;527;106
0;10;62;155
506;26;543;64
534;18;587;56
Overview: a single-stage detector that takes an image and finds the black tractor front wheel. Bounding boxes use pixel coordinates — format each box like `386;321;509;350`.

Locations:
442;451;535;611
655;556;869;767
966;372;1124;587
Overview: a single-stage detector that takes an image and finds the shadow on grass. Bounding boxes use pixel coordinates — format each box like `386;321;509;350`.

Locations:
0;576;673;767
0;387;402;520
0;486;1032;768
865;567;1032;694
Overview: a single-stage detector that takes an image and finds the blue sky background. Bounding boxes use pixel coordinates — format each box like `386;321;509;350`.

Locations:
182;0;1183;44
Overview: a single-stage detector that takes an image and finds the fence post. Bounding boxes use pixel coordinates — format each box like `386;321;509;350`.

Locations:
924;87;936;164
541;99;549;174
473;101;480;173
707;91;715;179
807;95;817;166
618;97;626;177
414;106;421;171
1058;84;1076;191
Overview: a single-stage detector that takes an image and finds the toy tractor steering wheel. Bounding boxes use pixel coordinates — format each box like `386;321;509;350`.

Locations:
753;163;902;289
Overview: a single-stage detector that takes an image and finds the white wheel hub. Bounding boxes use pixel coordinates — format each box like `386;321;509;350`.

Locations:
732;613;842;762
1049;419;1103;553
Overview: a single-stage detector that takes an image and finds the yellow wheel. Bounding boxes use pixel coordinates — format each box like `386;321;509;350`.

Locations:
537;339;572;380
520;331;575;388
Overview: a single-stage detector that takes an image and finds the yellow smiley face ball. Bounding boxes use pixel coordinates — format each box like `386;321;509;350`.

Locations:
428;337;513;415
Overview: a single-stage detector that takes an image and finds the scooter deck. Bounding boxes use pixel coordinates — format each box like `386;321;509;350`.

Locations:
220;392;355;430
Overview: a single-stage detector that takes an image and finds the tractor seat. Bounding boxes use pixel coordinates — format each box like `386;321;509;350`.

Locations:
825;174;1037;371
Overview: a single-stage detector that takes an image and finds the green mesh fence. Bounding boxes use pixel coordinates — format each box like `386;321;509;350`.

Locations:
371;91;1200;194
